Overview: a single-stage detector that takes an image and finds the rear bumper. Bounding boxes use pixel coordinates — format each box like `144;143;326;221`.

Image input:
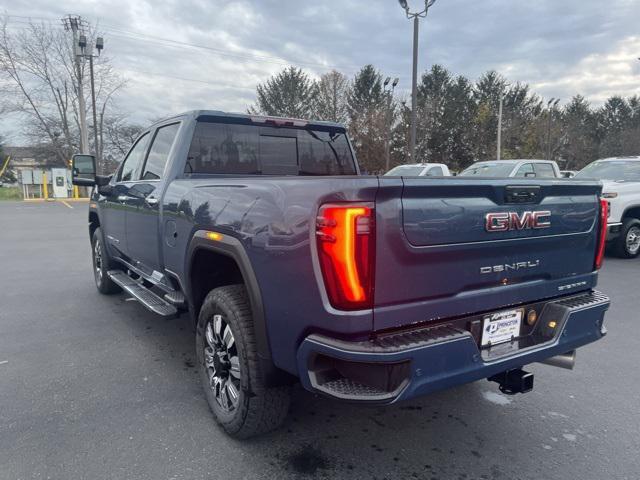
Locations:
296;290;609;403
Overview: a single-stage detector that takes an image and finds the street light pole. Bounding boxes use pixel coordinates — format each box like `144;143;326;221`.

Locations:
497;94;503;160
546;98;560;160
398;0;437;163
383;77;399;172
410;15;419;163
88;37;104;167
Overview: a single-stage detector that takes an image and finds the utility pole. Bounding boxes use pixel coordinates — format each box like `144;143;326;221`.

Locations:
383;77;399;172
63;16;89;154
398;0;437;163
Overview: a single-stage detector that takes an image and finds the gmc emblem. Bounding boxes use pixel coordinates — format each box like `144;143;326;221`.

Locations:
485;210;551;232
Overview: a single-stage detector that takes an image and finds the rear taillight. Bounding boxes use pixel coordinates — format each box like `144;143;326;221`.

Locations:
595;198;608;270
316;203;375;310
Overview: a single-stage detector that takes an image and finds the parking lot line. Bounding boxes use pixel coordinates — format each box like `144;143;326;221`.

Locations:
60;200;73;209
0;360;8;366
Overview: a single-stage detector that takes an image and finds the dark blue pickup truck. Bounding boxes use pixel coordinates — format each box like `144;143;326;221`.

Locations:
72;110;610;438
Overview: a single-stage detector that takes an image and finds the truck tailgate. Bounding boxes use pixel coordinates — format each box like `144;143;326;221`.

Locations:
373;177;603;331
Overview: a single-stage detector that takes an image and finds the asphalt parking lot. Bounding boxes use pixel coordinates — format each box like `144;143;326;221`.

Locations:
1;200;639;480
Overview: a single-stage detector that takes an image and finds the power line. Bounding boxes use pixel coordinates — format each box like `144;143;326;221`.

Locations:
99;24;360;72
119;67;256;90
1;13;361;73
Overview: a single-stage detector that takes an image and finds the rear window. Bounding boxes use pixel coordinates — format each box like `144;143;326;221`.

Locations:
534;163;557;178
185;122;356;175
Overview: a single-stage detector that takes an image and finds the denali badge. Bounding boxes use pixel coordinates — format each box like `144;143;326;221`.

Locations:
485;211;551;232
480;260;540;274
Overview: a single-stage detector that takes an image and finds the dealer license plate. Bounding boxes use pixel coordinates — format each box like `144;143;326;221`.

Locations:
481;308;523;347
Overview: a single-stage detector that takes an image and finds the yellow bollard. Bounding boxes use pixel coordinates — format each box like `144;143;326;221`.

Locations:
74;185;79;199
42;171;48;199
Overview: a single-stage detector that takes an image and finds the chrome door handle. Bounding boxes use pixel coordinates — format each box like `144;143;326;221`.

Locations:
145;196;159;206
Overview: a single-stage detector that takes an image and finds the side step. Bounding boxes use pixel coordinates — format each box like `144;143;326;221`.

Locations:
108;270;178;317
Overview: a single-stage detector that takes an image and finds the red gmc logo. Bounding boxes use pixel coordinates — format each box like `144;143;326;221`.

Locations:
485;211;551;232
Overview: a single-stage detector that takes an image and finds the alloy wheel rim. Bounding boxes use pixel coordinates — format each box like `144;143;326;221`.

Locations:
626;226;640;254
204;314;241;413
94;241;103;283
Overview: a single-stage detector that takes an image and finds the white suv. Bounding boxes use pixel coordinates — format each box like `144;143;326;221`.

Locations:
575;156;640;258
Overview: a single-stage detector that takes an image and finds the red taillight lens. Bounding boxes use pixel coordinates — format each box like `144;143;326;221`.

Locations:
316;203;375;310
595;198;608;270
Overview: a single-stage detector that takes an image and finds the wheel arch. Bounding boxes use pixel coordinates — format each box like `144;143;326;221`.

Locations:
621;205;640;222
185;230;289;385
89;210;100;240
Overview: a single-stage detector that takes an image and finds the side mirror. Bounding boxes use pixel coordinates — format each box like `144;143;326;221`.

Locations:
524;171;537;178
72;154;96;186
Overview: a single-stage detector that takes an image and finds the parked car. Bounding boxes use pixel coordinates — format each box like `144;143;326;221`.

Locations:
72;110;610;439
459;159;561;178
384;163;451;176
560;170;578;178
575;156;640;258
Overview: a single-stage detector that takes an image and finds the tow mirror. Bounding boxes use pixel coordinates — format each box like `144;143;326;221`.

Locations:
524;171;537;178
72;154;96;186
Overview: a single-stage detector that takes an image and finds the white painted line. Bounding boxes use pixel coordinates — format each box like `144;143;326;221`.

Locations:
0;360;8;366
60;200;73;209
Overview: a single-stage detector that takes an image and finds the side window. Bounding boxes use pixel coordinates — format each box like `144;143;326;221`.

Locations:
427;166;444;176
142;123;180;180
118;133;150;182
515;163;534;177
534;163;556;178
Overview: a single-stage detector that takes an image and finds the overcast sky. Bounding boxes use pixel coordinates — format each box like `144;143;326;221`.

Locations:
2;0;640;142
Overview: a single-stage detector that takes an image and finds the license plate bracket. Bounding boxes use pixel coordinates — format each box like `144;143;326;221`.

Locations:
481;308;523;347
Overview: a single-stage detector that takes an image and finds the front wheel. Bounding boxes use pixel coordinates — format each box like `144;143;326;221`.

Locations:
196;285;291;439
614;219;640;258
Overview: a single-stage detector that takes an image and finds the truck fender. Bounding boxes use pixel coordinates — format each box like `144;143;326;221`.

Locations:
185;230;283;383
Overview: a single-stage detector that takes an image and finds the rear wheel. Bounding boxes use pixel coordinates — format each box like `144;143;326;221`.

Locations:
91;228;121;294
614;218;640;258
196;285;290;439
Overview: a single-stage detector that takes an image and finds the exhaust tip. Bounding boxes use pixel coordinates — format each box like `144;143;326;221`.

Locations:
539;350;576;370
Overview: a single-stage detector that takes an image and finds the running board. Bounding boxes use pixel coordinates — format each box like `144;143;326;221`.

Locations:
108;270;178;317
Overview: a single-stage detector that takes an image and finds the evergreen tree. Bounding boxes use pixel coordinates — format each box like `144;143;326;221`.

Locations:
347;65;386;173
472;71;509;161
597;96;633;158
250;66;316;119
560;95;598;169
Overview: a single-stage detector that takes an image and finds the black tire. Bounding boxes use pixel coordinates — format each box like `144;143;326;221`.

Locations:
91;227;121;294
196;285;290;439
613;218;640;258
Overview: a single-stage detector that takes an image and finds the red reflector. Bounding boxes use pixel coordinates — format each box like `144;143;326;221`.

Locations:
595;198;608;270
316;203;374;310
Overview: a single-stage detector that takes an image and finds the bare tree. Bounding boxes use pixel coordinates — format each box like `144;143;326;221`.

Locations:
101;114;143;174
314;70;350;124
0;17;125;169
